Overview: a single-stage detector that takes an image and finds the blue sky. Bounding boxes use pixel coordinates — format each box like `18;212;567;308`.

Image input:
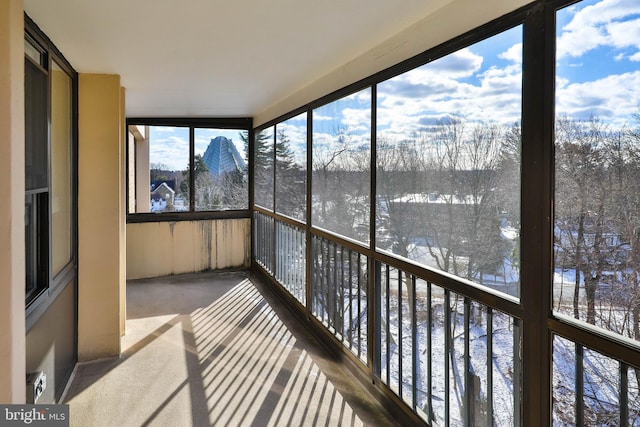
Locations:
148;0;640;171
556;0;640;125
149;126;247;171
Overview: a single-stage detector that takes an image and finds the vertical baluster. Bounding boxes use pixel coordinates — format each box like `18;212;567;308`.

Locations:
318;237;323;320
287;225;291;291
358;252;363;360
445;289;451;427
300;229;304;302
298;228;302;300
487;308;493;427
314;237;319;315
513;318;522;426
576;343;584;427
257;213;261;265
348;249;353;349
464;297;471;427
293;230;304;302
323;239;328;324
330;243;340;335
398;269;403;398
386;263;391;386
340;245;345;341
620;362;628;426
264;215;268;271
412;274;417;411
427;281;433;424
283;224;287;287
373;259;381;374
313;237;318;315
276;222;280;281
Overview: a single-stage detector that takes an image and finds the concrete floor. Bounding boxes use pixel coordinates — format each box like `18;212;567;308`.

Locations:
63;271;399;427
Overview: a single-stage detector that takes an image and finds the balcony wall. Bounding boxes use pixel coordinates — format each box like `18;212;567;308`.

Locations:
0;0;26;403
126;218;251;280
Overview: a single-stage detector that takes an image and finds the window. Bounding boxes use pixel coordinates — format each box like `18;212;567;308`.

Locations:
25;36;49;303
312;89;371;243
553;0;640;422
253;113;308;221
376;26;522;297
275;113;307;222
127;119;251;217
553;0;640;342
252;1;640;424
254;127;274;210
24;30;76;307
50;60;73;276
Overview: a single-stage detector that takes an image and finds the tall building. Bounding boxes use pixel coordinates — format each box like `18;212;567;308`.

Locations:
201;136;246;175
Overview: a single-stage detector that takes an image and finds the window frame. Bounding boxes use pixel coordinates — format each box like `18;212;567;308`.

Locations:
252;1;640;424
24;14;79;327
126;117;253;223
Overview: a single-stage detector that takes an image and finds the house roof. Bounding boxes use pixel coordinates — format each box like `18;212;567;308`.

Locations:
23;0;526;121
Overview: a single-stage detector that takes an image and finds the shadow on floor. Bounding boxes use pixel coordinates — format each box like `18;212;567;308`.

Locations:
63;271;398;427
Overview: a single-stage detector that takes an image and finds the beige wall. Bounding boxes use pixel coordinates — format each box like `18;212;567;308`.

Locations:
120;87;127;337
126;219;250;280
134;126;150;213
254;0;533;126
0;0;26;404
78;74;125;360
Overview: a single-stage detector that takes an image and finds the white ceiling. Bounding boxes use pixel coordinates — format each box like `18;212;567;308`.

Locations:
24;0;456;118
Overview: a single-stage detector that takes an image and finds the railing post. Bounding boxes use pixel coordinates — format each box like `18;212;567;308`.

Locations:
371;260;382;378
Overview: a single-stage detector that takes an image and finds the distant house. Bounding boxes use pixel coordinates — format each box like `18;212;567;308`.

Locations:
150;179;176;192
202;136;246;176
150;182;175;212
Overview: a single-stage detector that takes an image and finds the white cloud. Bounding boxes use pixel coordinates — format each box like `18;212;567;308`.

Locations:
557;0;640;60
152;126;180;133
149;131;189;171
376;52;522;143
556;70;640;124
404;48;483;83
499;43;523;64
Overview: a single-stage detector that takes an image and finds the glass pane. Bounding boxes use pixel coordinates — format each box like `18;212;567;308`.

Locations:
275;113;307;221
25;37;43;66
25;192;48;304
553;335;577;425
51;61;73;275
312;88;371;243
553;0;640;341
376;26;522;297
254;127;274;210
194;128;248;211
25;56;48;191
148;126;189;212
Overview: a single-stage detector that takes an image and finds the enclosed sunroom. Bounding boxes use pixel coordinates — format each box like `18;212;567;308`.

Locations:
2;0;640;425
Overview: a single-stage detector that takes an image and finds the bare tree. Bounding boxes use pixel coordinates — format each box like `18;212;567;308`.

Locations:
417;118;506;285
555;116;614;324
376;136;423;258
312;127;370;241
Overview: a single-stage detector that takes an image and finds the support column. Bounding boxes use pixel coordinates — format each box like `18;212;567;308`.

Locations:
78;74;125;360
0;0;26;403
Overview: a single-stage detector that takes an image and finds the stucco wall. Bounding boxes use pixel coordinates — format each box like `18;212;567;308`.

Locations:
78;73;125;361
0;0;26;404
126;218;251;280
